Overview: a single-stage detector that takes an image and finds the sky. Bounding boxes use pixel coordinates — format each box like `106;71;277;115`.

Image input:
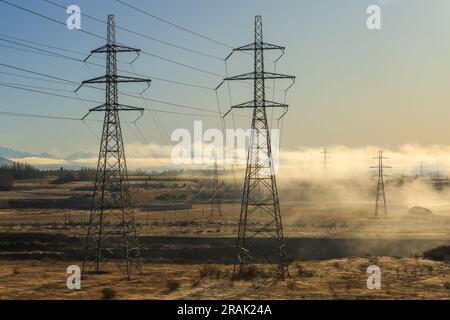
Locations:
1;0;450;165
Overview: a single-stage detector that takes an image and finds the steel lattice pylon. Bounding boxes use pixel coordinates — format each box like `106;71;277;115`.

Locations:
77;15;151;280
218;16;295;280
371;151;391;218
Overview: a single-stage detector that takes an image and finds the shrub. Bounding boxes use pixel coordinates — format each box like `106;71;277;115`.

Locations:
236;265;265;280
101;287;117;300
51;171;77;184
166;280;181;292
331;262;341;269
424;246;450;262
444;282;450;290
0;171;13;191
296;265;314;278
287;281;297;290
191;278;201;288
199;265;221;279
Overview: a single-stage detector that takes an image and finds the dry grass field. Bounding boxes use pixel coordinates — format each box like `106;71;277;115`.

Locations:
0;257;449;300
0;176;449;300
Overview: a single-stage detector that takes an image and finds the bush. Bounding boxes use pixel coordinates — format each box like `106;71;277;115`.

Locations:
199;265;222;279
0;171;13;191
296;265;314;278
424;246;450;262
331;262;341;269
51;171;77;184
166;280;181;292
101;287;117;300
287;281;297;290
191;278;201;288
235;265;266;280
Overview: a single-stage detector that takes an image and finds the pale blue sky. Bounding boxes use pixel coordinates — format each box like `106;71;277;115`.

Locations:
1;0;450;156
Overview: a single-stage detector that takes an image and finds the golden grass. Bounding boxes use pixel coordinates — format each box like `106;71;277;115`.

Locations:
0;257;449;300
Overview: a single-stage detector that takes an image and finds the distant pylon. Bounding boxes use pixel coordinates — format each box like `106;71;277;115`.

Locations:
321;147;329;168
218;16;295;280
76;15;151;280
371;151;391;218
210;159;223;217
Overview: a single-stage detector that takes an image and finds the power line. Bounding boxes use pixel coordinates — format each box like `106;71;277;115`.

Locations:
43;0;224;61
129;122;166;165
0;42;70;61
0;32;88;57
0;33;213;90
0;0;103;40
0;62;223;115
0;62;76;84
0;0;225;79
0;109;101;142
0;81;222;118
114;0;234;49
0;80;74;93
129;63;171;146
114;0;275;64
0;110;84;121
0;70;72;86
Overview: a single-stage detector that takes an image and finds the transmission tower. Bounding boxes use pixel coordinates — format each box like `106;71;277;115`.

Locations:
371;151;391;218
321;147;329;168
210;159;223;217
76;15;151;280
218;16;295;280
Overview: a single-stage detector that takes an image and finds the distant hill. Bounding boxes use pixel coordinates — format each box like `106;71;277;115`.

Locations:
0;147;98;170
0;157;13;166
0;147;56;159
0;147;31;159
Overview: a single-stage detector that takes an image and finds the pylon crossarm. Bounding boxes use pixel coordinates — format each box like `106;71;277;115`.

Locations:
75;76;151;94
86;44;140;55
263;72;295;80
91;103;144;113
264;100;289;108
224;72;255;81
113;44;141;53
236;42;286;52
224;104;288;120
80;75;151;85
81;103;144;120
223;72;295;82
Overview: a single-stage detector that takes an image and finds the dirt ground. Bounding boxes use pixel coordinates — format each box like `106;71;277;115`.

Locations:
1;177;450;239
0;177;449;300
0;257;449;300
